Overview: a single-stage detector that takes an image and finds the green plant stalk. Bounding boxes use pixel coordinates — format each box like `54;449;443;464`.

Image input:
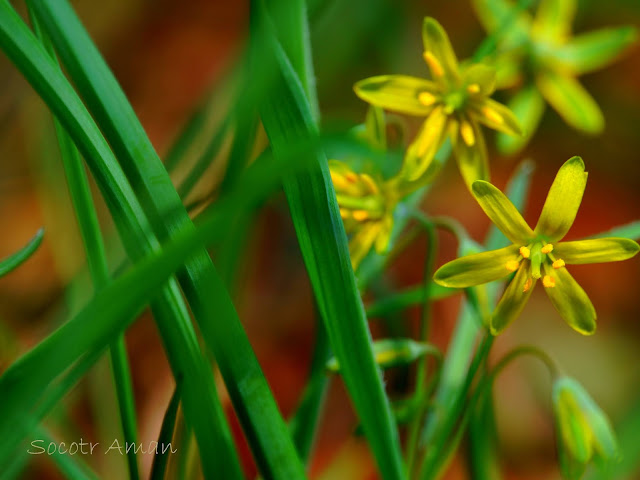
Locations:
256;2;404;478
28;10;140;479
24;3;305;479
0;4;242;478
34;426;99;480
150;384;182;480
405;213;438;474
27;2;305;477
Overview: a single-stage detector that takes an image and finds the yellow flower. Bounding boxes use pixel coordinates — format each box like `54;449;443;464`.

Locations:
473;0;638;153
354;17;522;189
330;160;397;269
433;157;640;335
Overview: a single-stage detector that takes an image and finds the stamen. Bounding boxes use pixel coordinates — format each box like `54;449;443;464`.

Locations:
352;210;369;221
482;106;504;125
542;275;556;288
519;246;531;259
460;121;475;146
339;208;350;219
552;259;565;269
467;83;480;94
505;260;520;272
360;174;379;194
330;171;349;190
523;277;533;293
418;91;437;106
541;243;554;254
423;51;444;77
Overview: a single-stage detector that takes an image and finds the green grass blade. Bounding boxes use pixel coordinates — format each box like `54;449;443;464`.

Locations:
0;228;43;277
29;1;305;477
366;283;459;318
27;10;140;478
34;427;99;480
589;220;640;241
0;4;242;478
255;5;405;478
150;385;182;480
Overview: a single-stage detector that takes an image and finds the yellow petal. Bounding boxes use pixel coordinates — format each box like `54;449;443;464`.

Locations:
354;75;440;116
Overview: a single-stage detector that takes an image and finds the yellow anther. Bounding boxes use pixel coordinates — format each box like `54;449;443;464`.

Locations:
523;277;533;293
552;259;565;269
541;244;554;254
418;91;437;106
423;51;444;77
460;121;475;146
345;172;358;183
360;173;379;194
330;171;350;190
519;246;531;259
482;106;504;125
339;208;350;219
352;210;369;221
505;260;520;272
467;83;480;94
542;275;556;288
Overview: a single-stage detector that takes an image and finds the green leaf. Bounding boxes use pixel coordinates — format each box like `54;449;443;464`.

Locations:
256;5;404;478
27;0;305;477
354;75;440;116
542;263;596;335
434;245;519;288
472;180;535;245
0;228;44;277
497;84;546;155
589;220;640;241
327;339;440;372
365;283;458;317
554;238;639;264
536;71;604;134
534;156;587;242
555;26;638;75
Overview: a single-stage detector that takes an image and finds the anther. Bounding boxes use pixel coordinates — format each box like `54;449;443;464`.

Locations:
519;246;531;258
460;121;475;146
345;172;358;183
467;84;480;94
418;92;437;106
352;210;369;221
505;260;520;272
423;52;444;77
360;174;379;194
523;277;533;293
542;275;556;288
552;259;565;269
339;208;350;219
482;106;504;125
541;244;554;254
330;172;349;190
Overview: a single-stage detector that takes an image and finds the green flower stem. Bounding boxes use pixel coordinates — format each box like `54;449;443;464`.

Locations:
418;333;494;479
405;211;438;473
28;10;139;480
0;228;44;277
150;383;182;480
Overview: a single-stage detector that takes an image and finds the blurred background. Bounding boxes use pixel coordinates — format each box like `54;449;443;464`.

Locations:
1;0;639;478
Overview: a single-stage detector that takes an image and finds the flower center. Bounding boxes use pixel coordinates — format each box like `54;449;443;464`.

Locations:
505;241;566;292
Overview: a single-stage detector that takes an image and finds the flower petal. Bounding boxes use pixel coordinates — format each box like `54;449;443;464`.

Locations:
554;238;640;264
453;117;490;189
471;97;523;137
472;180;535;245
374;214;394;254
534;156;587;242
402;106;449;181
533;0;577;41
433;245;520;288
349;223;381;269
536;71;604;134
471;0;531;48
554;26;638;75
462;64;497;96
422;17;460;84
364;106;387;151
490;263;535;335
542;263;596;335
497;84;546;155
354;75;440;116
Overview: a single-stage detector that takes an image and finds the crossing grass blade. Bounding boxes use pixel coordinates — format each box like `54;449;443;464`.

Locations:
255;3;405;478
26;0;307;477
0;3;242;478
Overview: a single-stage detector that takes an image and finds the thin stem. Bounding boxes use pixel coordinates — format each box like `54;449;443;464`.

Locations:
405;211;438;473
28;9;139;479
